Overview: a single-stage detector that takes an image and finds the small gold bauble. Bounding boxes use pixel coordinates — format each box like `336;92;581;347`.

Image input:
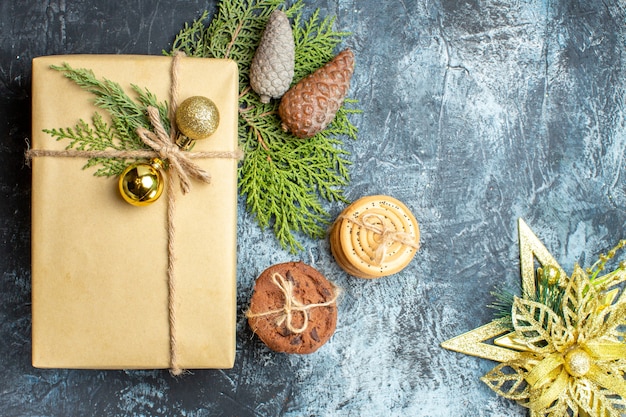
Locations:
118;158;164;206
543;264;561;286
175;96;219;149
564;348;591;377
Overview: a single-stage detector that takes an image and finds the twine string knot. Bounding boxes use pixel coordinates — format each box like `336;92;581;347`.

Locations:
348;213;419;265
246;272;340;334
136;105;211;195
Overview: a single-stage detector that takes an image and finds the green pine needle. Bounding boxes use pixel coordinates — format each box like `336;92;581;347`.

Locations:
169;0;359;252
44;64;169;177
488;287;516;326
489;266;565;332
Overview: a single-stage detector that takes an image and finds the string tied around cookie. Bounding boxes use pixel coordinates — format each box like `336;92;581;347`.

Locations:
246;272;340;334
342;213;419;265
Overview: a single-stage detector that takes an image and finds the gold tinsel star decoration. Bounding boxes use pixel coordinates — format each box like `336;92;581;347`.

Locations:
441;219;626;417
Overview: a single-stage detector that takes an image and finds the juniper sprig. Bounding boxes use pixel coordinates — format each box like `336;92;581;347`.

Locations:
169;0;359;252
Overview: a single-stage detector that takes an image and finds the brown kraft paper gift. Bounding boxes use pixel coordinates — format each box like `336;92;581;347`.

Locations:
30;55;239;370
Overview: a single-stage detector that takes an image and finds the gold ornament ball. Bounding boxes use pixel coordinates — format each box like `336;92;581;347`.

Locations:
175;96;219;141
118;159;164;206
542;264;561;286
564;348;591;377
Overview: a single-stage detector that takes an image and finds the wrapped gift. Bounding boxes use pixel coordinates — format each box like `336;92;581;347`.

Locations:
30;55;239;371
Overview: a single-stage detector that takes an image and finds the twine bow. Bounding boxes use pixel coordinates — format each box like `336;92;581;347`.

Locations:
345;213;419;265
246;272;340;334
136;106;211;194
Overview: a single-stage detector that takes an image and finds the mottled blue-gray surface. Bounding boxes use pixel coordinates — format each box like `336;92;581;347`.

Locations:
1;0;625;416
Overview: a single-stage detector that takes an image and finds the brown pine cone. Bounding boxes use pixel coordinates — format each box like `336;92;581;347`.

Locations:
278;48;355;139
250;10;295;104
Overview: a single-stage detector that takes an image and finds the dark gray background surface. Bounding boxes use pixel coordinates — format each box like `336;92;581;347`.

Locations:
1;0;625;416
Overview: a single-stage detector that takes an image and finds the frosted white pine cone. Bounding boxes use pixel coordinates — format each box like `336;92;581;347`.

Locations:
250;10;295;104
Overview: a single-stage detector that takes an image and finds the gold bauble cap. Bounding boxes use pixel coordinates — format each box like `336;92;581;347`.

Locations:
175;96;219;141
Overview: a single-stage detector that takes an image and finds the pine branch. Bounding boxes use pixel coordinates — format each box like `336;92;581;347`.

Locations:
292;9;350;80
51;63;160;150
45;64;170;177
130;84;171;133
44;113;137;177
170;0;359;252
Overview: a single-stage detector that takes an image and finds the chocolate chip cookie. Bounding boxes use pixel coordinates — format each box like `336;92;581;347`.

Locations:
247;261;338;354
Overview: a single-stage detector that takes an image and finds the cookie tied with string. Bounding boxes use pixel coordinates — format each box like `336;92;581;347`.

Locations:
246;262;339;354
330;195;420;279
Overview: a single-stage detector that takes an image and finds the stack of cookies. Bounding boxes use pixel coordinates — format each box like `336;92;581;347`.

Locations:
330;195;420;279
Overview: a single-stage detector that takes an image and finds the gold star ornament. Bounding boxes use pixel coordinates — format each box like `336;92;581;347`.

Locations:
441;219;626;417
